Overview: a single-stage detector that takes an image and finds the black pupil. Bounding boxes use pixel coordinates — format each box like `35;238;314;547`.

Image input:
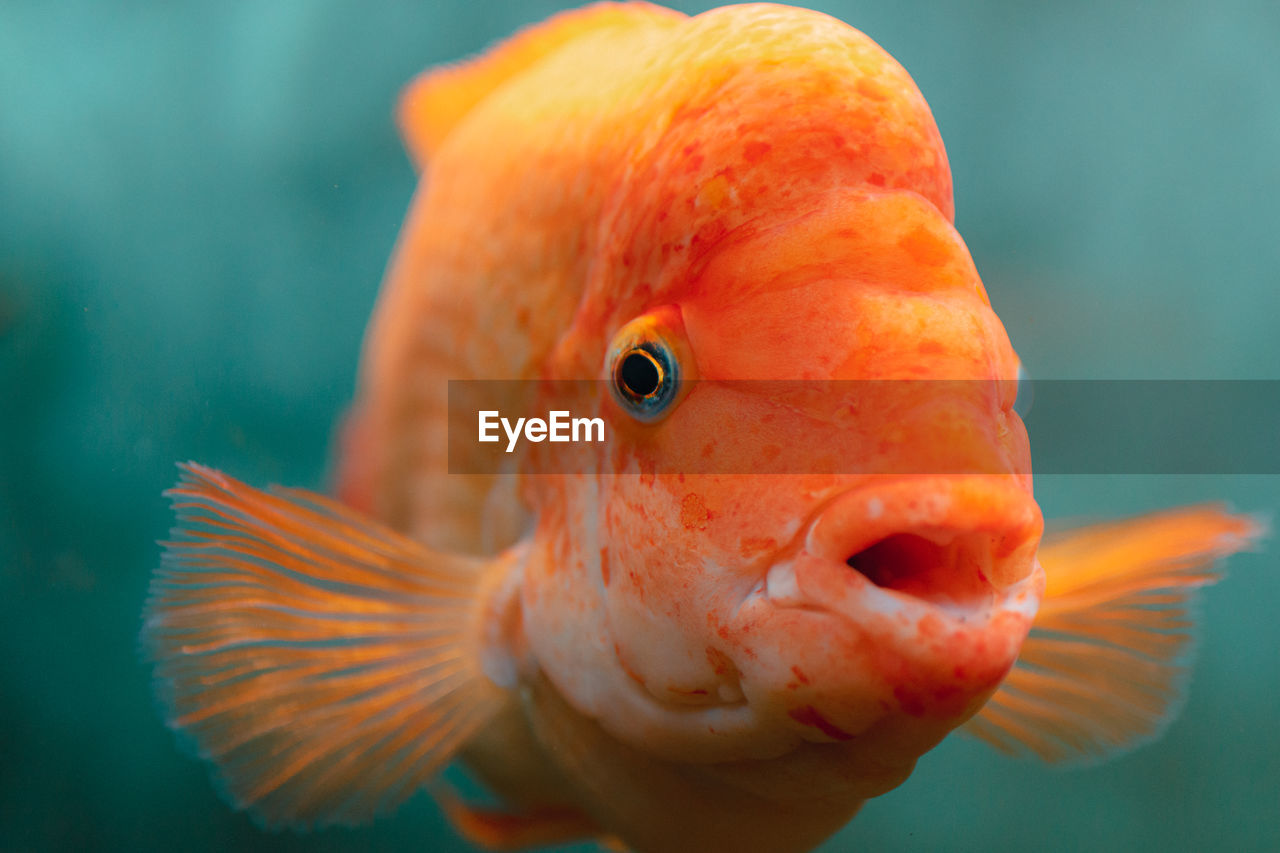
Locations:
620;350;661;397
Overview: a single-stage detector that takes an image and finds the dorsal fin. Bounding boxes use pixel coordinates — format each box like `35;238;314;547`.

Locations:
397;2;683;169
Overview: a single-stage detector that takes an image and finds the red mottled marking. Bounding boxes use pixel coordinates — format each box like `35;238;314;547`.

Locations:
788;706;854;741
916;339;944;355
866;171;886;186
599;547;610;586
791;665;811;685
681;493;711;530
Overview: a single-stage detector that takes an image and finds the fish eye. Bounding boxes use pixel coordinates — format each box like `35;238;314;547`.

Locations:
607;314;686;422
612;341;679;420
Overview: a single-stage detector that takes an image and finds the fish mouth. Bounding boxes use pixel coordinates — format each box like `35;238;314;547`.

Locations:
768;476;1043;618
844;530;998;607
778;473;1039;607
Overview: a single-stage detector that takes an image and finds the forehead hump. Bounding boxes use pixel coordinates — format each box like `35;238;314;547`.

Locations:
585;5;954;311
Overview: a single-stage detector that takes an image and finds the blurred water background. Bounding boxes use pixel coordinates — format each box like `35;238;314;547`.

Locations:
1;1;1277;850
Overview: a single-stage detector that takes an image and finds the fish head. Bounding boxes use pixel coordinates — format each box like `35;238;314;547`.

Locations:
520;188;1043;800
514;5;1044;802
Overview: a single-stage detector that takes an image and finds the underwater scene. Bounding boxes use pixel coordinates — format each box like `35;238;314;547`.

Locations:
2;2;1277;851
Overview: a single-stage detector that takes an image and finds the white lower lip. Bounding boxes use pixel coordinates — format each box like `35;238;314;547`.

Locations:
763;549;1042;629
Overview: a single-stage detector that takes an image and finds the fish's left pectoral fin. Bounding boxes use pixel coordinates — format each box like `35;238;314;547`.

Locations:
142;463;509;828
964;504;1266;763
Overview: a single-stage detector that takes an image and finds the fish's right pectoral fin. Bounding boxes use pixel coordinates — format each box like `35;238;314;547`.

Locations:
142;463;509;828
965;504;1265;763
396;2;683;168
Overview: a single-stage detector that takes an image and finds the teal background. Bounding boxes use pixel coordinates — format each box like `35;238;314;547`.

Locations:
2;1;1276;851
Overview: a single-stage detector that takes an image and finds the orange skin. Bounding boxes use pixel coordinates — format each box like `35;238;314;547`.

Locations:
341;3;1042;849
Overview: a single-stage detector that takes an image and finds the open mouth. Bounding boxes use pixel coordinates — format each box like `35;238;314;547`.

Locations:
845;530;997;606
765;477;1044;618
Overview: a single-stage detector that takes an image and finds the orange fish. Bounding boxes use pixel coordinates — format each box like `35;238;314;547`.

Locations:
143;4;1264;852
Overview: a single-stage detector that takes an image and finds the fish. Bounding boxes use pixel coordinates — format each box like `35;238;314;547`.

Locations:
141;4;1265;852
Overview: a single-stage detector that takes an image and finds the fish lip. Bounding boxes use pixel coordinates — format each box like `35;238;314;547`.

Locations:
763;556;1042;626
805;476;1040;566
765;475;1043;622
